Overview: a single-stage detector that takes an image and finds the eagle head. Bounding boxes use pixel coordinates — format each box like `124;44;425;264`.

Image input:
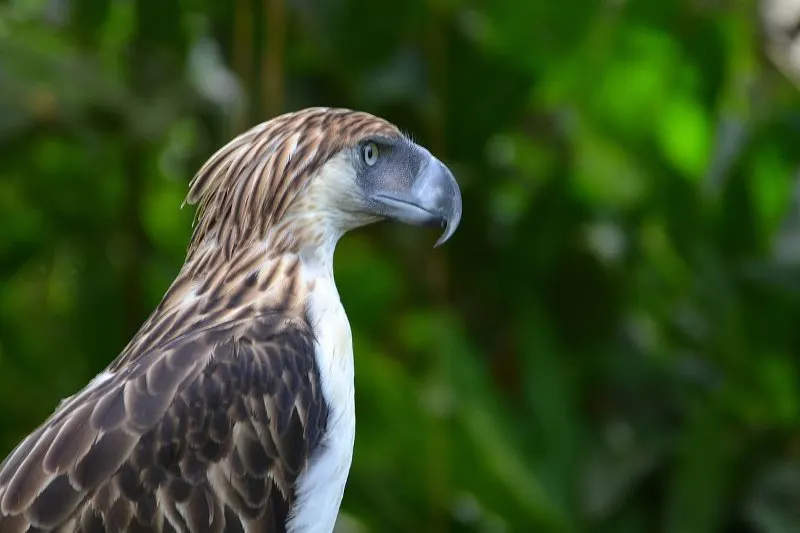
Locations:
185;107;462;261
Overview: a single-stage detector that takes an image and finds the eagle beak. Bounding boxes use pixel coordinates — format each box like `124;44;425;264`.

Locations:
371;156;462;247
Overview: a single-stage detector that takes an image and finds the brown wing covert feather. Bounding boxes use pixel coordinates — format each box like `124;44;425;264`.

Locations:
0;314;328;533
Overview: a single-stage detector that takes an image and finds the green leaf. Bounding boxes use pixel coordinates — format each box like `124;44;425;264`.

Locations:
656;97;711;180
572;126;649;208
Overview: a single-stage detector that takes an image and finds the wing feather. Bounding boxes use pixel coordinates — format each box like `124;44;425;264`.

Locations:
0;313;328;532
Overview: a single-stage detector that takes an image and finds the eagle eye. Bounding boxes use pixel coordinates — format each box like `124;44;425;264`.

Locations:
362;142;379;167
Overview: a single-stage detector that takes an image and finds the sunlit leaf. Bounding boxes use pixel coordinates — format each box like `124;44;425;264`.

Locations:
656;97;711;180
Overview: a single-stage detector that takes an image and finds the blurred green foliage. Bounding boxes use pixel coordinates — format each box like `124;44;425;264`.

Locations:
1;0;800;532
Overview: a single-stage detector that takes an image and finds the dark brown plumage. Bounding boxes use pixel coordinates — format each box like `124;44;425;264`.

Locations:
0;315;325;532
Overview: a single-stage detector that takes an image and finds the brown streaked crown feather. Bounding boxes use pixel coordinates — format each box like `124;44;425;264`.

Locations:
185;107;400;259
0;106;402;533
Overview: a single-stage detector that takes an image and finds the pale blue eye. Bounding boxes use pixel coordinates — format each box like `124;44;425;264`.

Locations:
363;142;379;166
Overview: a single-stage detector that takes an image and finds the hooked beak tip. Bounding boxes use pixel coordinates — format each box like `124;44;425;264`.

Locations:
433;210;460;248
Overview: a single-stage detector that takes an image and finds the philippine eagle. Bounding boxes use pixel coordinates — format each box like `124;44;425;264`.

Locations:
0;107;462;533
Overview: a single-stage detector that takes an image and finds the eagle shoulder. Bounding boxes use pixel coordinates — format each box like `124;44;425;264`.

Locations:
0;312;329;533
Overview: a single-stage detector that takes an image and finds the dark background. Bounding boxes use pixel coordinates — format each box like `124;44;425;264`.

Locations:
2;1;800;532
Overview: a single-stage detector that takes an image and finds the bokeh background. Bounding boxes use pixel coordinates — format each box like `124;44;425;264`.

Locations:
2;0;800;532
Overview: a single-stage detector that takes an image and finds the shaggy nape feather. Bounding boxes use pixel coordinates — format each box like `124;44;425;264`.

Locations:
185;107;400;259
